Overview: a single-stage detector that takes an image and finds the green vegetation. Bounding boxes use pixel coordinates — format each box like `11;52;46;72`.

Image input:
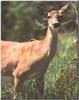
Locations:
1;34;77;99
1;1;78;99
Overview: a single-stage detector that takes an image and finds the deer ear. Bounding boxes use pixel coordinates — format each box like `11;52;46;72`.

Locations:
59;3;69;13
37;5;48;16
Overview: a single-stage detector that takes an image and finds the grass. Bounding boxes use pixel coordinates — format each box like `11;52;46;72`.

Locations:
1;33;77;99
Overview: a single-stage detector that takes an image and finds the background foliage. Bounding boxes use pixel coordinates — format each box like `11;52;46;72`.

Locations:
1;1;78;99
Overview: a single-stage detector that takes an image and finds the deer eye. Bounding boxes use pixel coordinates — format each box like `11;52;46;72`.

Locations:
47;16;51;18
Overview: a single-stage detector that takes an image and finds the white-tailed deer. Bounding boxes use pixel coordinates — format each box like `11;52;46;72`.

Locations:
1;4;68;99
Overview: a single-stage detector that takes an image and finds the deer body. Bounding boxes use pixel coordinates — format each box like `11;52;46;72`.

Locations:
1;27;58;79
1;4;68;99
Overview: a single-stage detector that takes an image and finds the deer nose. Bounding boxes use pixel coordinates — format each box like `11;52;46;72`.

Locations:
53;23;60;28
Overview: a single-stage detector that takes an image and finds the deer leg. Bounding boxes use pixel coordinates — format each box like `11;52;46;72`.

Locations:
13;77;26;100
36;76;44;98
13;77;21;100
13;77;19;100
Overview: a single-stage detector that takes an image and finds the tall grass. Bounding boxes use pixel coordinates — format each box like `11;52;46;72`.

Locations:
2;34;77;99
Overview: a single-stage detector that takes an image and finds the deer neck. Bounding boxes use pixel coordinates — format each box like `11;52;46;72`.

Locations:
43;26;58;58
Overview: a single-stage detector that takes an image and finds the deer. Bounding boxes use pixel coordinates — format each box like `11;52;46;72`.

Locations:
1;4;68;100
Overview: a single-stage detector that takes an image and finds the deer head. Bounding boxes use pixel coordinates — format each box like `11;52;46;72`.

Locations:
38;4;68;29
47;4;69;28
